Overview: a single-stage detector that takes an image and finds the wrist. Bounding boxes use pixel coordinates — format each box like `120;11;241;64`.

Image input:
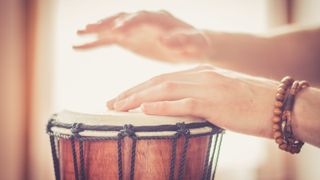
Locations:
293;87;320;147
248;78;278;138
200;30;218;61
233;75;277;138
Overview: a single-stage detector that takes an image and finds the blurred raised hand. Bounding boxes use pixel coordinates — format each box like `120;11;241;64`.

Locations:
74;10;212;63
74;10;320;82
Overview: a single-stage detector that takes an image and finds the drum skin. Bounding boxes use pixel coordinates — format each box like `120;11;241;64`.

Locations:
59;136;210;180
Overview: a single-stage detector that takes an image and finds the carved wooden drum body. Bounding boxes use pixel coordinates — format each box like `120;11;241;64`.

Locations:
47;111;223;180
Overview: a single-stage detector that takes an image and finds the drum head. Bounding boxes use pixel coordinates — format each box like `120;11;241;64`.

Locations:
50;110;217;137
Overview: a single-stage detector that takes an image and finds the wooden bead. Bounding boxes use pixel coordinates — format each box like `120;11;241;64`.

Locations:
279;143;288;150
279;84;287;90
273;108;282;115
275;93;285;101
272;78;308;154
281;76;292;81
273;131;282;139
272;116;281;123
276;138;284;144
273;78;308;154
272;124;280;130
299;81;309;89
277;88;286;94
290;81;300;94
281;76;293;85
299;80;308;86
274;101;283;108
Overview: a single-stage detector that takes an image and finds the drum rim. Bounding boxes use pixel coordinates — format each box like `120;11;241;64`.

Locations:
47;111;223;138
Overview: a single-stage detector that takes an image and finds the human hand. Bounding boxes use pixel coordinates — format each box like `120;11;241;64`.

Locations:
107;65;278;138
74;10;212;63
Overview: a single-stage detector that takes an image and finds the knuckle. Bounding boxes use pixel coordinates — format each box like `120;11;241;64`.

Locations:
161;81;178;91
138;10;148;15
118;91;130;99
175;34;188;43
196;64;213;71
150;75;165;84
114;12;127;19
184;98;199;113
131;11;149;19
129;94;139;102
199;70;218;82
158;10;170;15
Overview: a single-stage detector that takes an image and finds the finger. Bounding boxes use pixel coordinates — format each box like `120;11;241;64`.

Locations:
114;11;169;32
141;98;206;118
77;28;97;35
113;82;204;111
106;98;116;110
158;10;172;16
107;67;203;108
77;13;127;35
77;23;110;35
73;37;116;49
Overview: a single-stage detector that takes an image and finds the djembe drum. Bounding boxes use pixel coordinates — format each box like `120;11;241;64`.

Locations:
47;110;224;180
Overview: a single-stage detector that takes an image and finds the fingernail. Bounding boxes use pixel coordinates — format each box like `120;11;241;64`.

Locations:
106;99;115;110
77;30;86;34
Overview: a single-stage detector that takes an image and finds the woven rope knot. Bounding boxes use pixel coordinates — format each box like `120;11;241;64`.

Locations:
71;123;83;135
47;119;55;133
176;122;190;135
120;124;136;137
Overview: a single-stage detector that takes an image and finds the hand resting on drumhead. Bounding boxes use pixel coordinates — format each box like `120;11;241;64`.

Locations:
107;65;320;148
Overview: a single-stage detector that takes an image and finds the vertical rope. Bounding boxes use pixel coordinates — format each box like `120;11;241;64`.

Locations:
201;134;214;180
206;134;219;180
211;133;224;179
71;136;80;180
130;137;137;180
117;135;123;180
178;135;190;180
79;140;85;180
169;134;178;180
49;136;61;180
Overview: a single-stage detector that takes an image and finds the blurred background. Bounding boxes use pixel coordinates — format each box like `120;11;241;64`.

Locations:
1;0;319;179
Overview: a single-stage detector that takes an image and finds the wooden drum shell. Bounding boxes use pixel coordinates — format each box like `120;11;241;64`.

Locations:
60;136;210;180
47;111;223;180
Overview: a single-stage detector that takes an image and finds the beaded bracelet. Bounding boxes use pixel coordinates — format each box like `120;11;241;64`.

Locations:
272;76;294;147
281;80;309;153
272;77;309;154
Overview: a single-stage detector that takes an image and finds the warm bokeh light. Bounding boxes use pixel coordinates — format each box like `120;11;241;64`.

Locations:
1;0;320;180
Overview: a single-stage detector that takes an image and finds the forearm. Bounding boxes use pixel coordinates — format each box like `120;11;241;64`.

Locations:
244;76;320;148
203;27;320;84
293;87;320;147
